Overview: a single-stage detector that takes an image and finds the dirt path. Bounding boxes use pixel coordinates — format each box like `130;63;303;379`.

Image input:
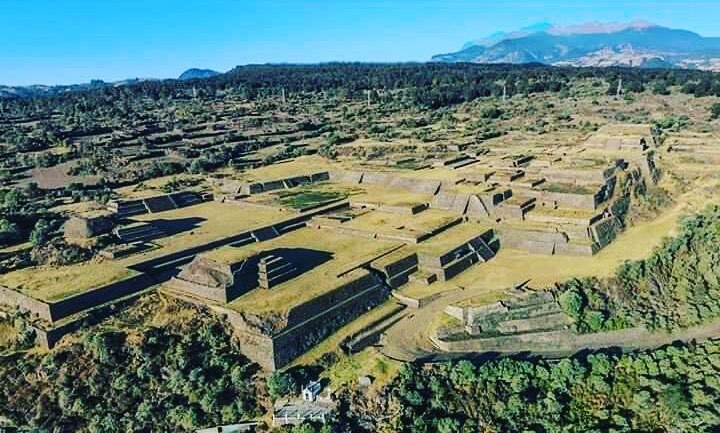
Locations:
381;181;718;362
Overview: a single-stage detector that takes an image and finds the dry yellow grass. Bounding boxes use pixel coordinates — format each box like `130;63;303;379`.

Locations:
417;221;491;256
0;319;18;347
0;261;136;302
114;173;204;199
236;155;337;181
345;208;457;235
350;183;432;207
2;202;292;302
129;201;292;260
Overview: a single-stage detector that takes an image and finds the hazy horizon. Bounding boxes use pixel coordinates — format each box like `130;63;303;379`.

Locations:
3;0;720;86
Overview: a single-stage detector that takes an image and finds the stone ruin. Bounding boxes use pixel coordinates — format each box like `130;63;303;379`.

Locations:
445;289;572;337
63;211;115;240
258;255;299;289
107;190;209;219
212;172;331;197
416;228;498;282
169;251;303;303
169;255;240;303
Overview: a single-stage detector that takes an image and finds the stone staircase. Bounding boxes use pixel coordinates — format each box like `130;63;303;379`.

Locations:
258;255;299;289
114;222;165;243
107;199;148;218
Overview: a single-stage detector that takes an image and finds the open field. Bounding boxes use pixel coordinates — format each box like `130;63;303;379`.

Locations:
233;155;337;181
0;261;137;302
129;201;292;259
344;208;457;237
417;221;492;256
349;183;433;207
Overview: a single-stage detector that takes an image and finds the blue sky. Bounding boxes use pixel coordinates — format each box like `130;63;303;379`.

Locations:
2;0;720;85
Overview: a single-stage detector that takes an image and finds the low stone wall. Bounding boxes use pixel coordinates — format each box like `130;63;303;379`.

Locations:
390;177;442;195
223;274;389;370
272;281;388;368
433;329;575;352
240;172;331;195
498;227;600;256
350;201;428;215
285;270;378;329
1;273;154;324
391;291;443;309
554;242;596;257
166;278;231;304
591;217;620;249
33;289;150;349
49;274;155;322
495;312;571;334
431;193;470;214
532;190;599;210
525;212;602;226
540;168;613;186
329;170;364;184
466;195;493;218
371;251;418;280
361;172;396;186
0;285;53;322
331;170;441;194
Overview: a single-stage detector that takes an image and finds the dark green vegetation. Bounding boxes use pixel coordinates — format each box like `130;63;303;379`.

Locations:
276;184;349;210
387;341;720;433
0;297;261;432
557;205;720;333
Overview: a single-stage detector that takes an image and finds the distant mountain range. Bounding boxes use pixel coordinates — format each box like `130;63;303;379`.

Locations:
178;68;221;80
432;20;720;70
0;68;223;98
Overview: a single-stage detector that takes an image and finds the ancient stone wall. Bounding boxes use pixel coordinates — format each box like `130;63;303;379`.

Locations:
224;274;388;370
64;215;115;239
554;242;596;256
431;193;470;214
49;274;155;322
284;270;379;328
532;190;598;210
271;280;388;369
166;278;231;303
329;170;363;184
0;285;53;322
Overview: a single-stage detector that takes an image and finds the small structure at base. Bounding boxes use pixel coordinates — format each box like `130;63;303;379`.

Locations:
195;422;257;433
273;381;335;426
302;380;322;402
64;211;115;240
272;401;335;427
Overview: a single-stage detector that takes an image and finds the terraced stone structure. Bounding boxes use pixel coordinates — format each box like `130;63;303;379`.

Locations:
63;211;115;240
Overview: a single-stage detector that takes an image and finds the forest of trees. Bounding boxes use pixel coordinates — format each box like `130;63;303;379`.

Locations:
0;299;261;432
386;340;720;432
556;204;720;333
5;63;720;123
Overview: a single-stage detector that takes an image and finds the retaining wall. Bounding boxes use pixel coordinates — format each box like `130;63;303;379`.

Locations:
223;272;388;370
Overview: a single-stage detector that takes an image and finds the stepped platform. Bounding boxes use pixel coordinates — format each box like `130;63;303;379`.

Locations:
258;255;299;289
114;222;166;243
417;222;497;282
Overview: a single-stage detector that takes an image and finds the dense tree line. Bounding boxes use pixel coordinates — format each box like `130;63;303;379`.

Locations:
4;63;720;121
557;204;720;332
386;341;720;432
0;299;261;432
